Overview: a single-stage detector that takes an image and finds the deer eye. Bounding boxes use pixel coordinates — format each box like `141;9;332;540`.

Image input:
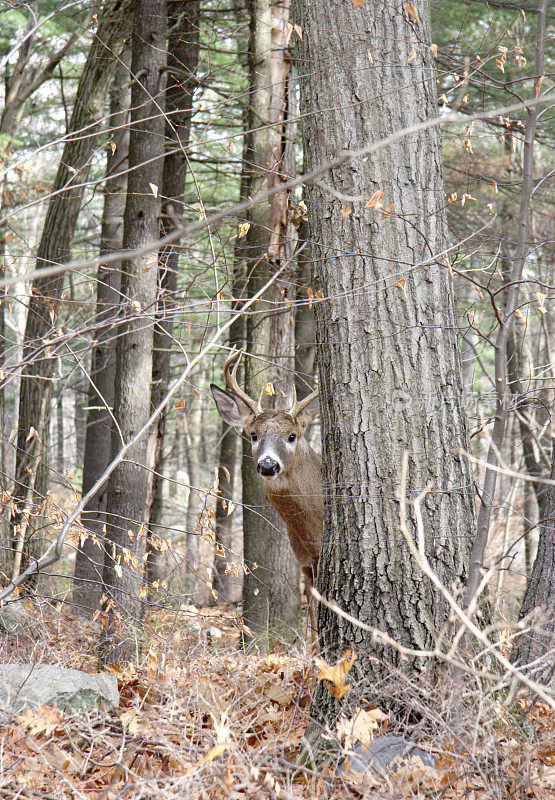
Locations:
288;434;296;443
251;433;258;442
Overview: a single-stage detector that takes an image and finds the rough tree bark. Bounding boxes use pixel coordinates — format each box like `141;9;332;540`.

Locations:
9;0;131;580
100;0;166;664
510;443;554;686
73;51;131;616
266;24;302;637
213;115;250;606
213;311;245;605
294;219;316;400
184;383;205;598
297;0;476;720
145;0;200;592
240;0;273;647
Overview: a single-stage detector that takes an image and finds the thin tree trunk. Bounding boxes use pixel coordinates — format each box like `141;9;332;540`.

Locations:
0;218;7;557
466;0;548;607
240;0;274;648
213;308;245;606
185;390;204;599
56;388;64;472
73;49;131;615
523;481;539;578
511;443;555;686
213;419;241;603
294;220;316;400
145;0;200;593
100;0;166;664
297;0;476;722
213;108;249;606
266;20;301;637
10;0;131;581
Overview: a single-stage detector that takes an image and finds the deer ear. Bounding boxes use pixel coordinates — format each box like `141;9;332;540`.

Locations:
211;384;254;429
296;395;320;428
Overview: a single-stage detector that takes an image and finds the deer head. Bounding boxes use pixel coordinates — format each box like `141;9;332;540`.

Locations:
210;349;319;480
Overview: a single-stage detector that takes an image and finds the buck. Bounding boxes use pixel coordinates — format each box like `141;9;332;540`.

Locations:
211;349;323;637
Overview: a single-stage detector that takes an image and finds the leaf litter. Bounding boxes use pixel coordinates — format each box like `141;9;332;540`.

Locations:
0;603;553;799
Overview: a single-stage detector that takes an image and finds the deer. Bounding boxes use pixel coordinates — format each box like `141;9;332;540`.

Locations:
210;348;323;641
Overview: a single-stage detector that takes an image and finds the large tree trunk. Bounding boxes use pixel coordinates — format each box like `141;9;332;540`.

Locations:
511;445;555;687
297;0;476;720
73;50;131;616
145;0;200;593
9;0;131;581
100;0;166;664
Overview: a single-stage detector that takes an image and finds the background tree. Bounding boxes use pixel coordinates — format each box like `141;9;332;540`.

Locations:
73;49;131;615
8;0;131;582
100;0;166;664
239;0;301;648
511;441;555;685
145;0;201;593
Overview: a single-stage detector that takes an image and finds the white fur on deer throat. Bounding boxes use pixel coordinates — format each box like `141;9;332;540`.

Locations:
260;470;289;491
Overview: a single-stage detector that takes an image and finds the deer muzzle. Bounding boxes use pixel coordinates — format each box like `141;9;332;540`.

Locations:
257;456;281;476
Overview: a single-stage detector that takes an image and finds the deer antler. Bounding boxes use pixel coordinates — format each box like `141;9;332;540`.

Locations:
288;384;319;418
224;348;262;415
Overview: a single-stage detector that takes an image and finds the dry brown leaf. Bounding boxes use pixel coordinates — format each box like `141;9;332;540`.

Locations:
353;0;365;7
16;703;64;737
536;291;547;314
314;649;356;700
337;705;389;748
534;75;545;97
340;205;352;221
381;203;394;220
406;2;420;23
396;279;407;299
366;190;384;209
392;757;440;791
264;685;294;707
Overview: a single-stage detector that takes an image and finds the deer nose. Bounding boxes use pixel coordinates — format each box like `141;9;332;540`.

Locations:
257;457;280;476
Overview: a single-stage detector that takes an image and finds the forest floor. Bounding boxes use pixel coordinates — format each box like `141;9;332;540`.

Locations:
0;598;553;799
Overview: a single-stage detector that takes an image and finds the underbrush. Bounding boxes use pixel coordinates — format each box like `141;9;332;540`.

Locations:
0;602;553;799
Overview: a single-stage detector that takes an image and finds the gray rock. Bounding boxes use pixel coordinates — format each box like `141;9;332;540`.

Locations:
338;735;435;777
0;664;119;727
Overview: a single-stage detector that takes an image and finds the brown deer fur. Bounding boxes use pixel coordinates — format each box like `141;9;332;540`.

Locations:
211;350;322;641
